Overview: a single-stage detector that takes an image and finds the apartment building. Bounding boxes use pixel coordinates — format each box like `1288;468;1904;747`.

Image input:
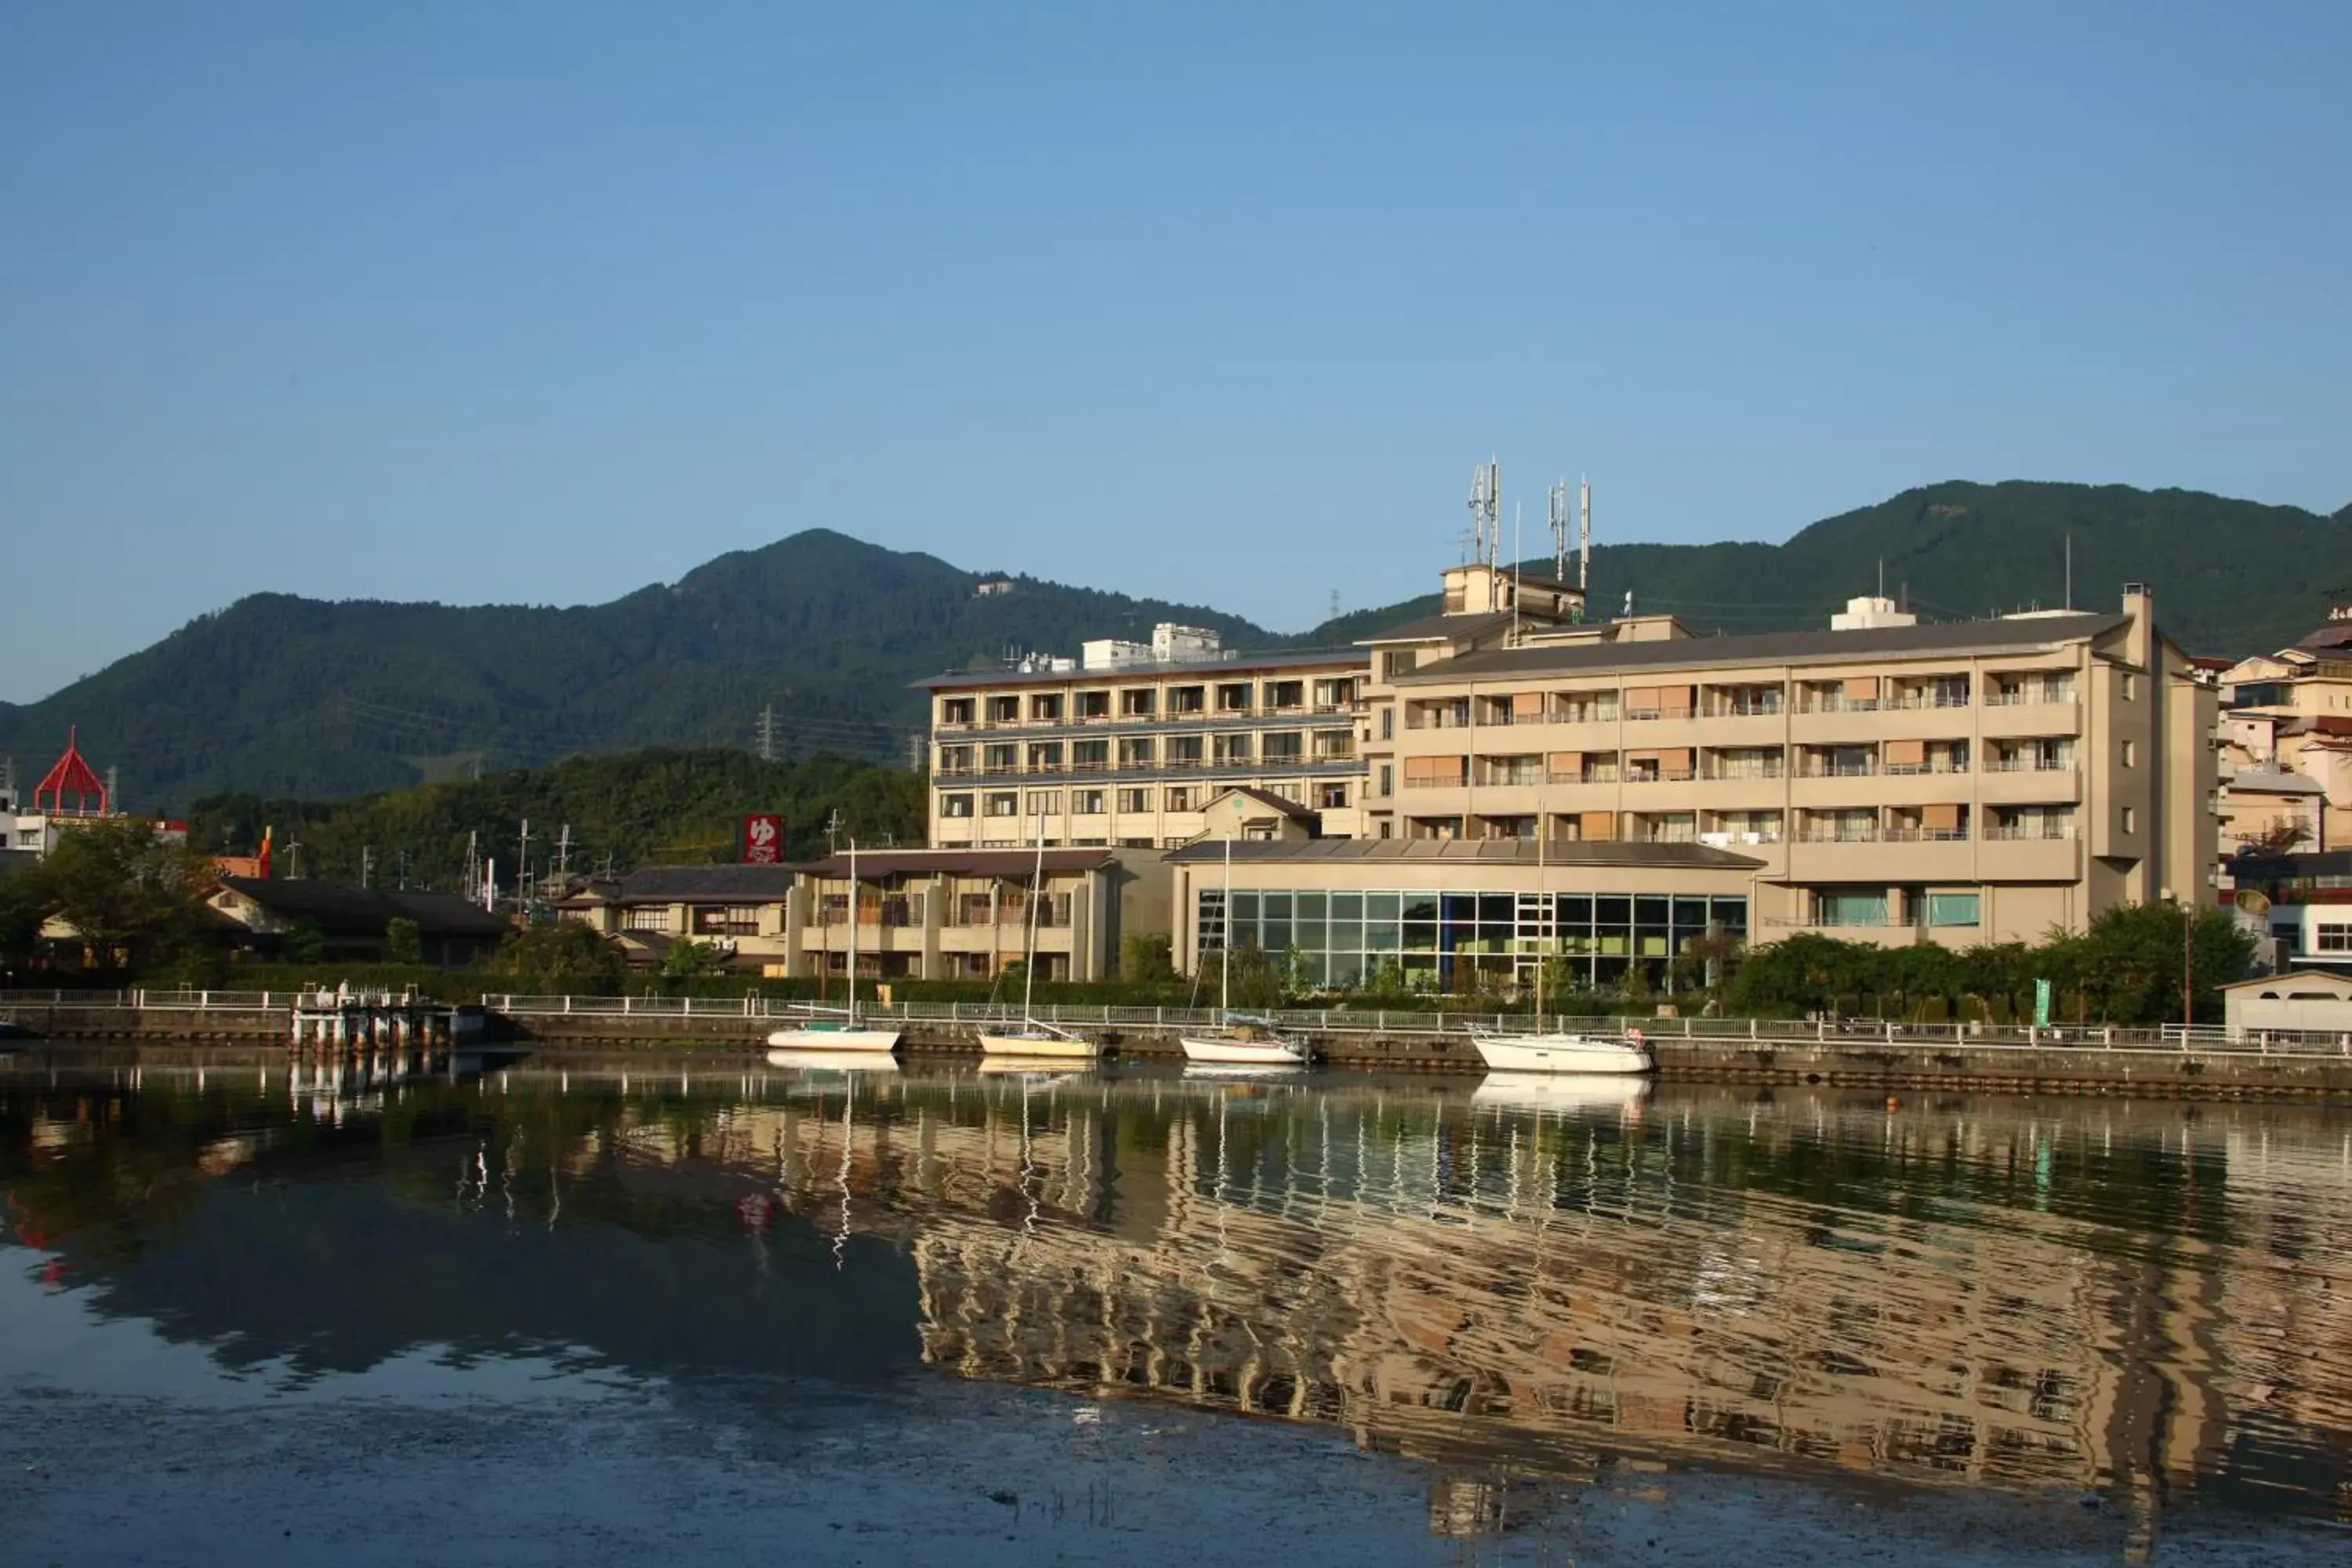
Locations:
1334;583;2216;956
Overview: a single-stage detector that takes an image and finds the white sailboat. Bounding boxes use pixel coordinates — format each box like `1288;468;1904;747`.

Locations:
1471;825;1653;1076
766;837;902;1054
1181;835;1310;1066
978;816;1101;1061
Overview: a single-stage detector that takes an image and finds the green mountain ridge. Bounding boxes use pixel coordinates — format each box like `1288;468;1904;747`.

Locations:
4;481;2343;807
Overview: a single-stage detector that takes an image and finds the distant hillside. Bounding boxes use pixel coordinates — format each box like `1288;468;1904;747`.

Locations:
1292;481;2352;654
186;748;924;887
5;481;2345;806
0;530;1270;805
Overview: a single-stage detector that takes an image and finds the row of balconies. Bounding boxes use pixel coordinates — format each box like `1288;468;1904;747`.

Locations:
940;750;1356;780
941;694;1367;729
1401;681;2072;730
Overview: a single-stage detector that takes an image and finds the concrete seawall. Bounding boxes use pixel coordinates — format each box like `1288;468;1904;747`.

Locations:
10;1004;2351;1098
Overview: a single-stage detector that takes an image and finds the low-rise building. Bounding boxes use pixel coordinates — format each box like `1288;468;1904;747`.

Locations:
209;877;514;966
557;849;1173;982
2220;970;2352;1035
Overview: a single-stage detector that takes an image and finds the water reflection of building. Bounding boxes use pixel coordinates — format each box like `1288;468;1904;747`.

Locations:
4;1063;2347;1523
701;1080;2352;1515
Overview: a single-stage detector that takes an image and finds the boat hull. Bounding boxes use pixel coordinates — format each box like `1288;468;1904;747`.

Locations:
1472;1071;1650;1112
762;1025;902;1053
1179;1034;1311;1065
977;1030;1100;1060
1470;1032;1654;1075
763;1048;901;1073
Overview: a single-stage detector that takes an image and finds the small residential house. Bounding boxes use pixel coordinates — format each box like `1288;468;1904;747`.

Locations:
2220;970;2352;1036
209;877;514;966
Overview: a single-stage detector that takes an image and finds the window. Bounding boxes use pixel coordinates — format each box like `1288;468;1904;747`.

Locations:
1121;688;1157;717
1263;732;1304;761
695;905;764;935
938;744;974;775
1118;737;1156;767
2122;673;2137;701
941;793;975;818
1377;764;1393;797
1169;684;1205;715
623;906;673;933
1117;788;1152;812
941;697;976;725
1817;890;1889;927
1216;682;1254;713
1380;706;1394;739
1318;783;1348;808
984;792;1020;818
2121;740;2136;768
986;695;1019;723
2121;805;2136;833
1073;789;1105;814
1926;893;1980;927
1213;733;1253;764
1025;790;1061;815
1165;786;1195;811
2317;923;2352;953
982;743;1018;774
1266;680;1304;709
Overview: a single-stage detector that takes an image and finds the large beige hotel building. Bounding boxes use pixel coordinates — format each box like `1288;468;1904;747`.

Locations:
922;561;2219;992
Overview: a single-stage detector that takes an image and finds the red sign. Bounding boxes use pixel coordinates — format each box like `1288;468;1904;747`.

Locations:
742;814;786;864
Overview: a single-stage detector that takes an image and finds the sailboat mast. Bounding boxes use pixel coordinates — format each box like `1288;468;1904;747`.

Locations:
845;837;858;1023
1221;834;1233;1016
1534;819;1545;1033
1022;808;1044;1020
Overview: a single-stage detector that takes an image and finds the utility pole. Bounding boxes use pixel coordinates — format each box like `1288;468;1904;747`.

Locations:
556;823;572;879
463;830;481;902
106;765;121;813
823;808;844;856
287;840;304;880
516;818;532;911
361;846;373;888
756;705;777;763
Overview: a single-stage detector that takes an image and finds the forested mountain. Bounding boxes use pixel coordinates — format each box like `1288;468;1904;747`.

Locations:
186;749;924;887
1307;481;2352;651
5;481;2346;807
0;530;1269;805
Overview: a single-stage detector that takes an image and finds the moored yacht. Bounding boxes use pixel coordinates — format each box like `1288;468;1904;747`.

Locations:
764;838;902;1054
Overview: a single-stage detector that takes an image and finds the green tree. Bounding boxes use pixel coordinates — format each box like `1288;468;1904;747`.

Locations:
659;937;729;979
1120;932;1175;983
0;865;49;979
39;818;211;975
487;921;626;993
281;919;327;964
384;916;423;964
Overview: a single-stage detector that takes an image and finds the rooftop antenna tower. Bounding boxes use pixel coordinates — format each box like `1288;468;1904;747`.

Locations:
1512;503;1524;645
2064;534;2074;609
1577;477;1592;593
1466;458;1501;577
1548;478;1571;584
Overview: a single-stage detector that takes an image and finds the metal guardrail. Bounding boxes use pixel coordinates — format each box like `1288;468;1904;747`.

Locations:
466;995;2352;1058
5;990;2348;1061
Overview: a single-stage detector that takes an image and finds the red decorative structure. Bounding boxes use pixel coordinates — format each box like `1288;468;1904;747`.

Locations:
33;728;110;818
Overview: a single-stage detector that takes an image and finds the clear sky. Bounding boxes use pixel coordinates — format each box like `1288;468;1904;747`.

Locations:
4;2;2347;702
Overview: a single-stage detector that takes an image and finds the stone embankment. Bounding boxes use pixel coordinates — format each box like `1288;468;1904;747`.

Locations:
8;993;2350;1098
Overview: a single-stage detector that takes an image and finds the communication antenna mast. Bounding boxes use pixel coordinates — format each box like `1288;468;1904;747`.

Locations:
556;824;572;878
1465;458;1501;576
1548;478;1572;584
755;705;778;763
1578;477;1592;593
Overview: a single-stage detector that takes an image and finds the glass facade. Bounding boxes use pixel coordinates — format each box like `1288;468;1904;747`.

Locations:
1198;887;1748;992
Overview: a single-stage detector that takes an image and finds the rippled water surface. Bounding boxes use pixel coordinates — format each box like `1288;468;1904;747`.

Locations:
3;1044;2349;1563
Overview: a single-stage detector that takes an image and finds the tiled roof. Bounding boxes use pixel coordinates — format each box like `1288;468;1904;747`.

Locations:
215;877;512;938
1394;613;2131;684
1356;609;1516;647
797;848;1116;878
613;866;797;904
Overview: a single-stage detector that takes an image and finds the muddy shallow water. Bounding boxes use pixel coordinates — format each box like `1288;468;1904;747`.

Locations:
2;1046;2347;1564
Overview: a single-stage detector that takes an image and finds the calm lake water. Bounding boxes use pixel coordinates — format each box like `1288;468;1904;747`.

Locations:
2;1044;2349;1565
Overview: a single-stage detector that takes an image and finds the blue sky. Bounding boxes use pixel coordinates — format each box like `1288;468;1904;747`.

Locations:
4;2;2347;702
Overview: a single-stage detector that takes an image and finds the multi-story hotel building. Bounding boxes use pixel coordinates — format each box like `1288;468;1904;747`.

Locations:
926;563;2217;989
919;626;1378;851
